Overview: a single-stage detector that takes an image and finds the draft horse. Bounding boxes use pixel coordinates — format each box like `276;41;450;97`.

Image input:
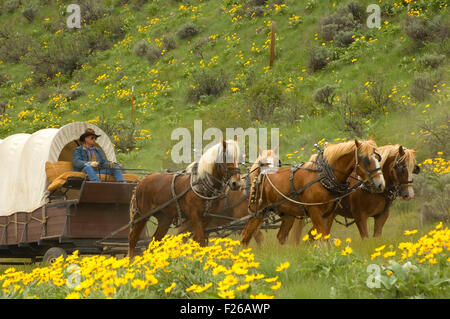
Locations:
128;139;241;258
289;144;419;242
177;148;281;245
241;139;385;245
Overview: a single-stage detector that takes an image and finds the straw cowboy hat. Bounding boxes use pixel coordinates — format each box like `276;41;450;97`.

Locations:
79;128;101;142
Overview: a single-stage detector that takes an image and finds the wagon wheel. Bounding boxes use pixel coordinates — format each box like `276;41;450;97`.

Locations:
43;247;68;264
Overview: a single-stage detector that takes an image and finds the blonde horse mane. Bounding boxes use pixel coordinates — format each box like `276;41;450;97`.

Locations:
377;144;417;172
196;140;241;178
307;139;376;166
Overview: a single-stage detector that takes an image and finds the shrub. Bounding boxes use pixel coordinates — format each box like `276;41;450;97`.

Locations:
414;174;450;224
78;0;110;24
64;89;86;101
188;68;229;102
320;23;339;42
22;4;38;23
417;53;446;69
332;94;367;137
98;116;137;154
82;15;126;51
134;40;151;57
428;15;450;41
418;111;450;157
145;46;162;64
365;78;391;112
25;33;89;82
246;76;285;121
177;23;200;39
319;10;359;42
0;101;6;115
402;16;433;47
4;0;19;13
346;1;365;23
0;29;34;63
249;0;267;6
162;34;177;51
247;5;264;18
36;88;51;103
313;85;336;107
307;46;332;73
0;72;9;86
334;30;355;48
410;72;441;101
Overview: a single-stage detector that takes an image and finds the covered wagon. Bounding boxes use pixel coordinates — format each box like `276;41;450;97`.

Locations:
0;122;146;262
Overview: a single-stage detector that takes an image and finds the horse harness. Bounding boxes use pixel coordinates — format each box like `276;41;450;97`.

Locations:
248;150;372;219
350;154;413;224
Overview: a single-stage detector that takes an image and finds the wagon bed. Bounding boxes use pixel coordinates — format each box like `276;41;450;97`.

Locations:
0;181;147;262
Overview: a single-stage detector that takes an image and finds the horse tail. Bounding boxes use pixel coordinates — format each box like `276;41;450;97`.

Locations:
129;185;138;224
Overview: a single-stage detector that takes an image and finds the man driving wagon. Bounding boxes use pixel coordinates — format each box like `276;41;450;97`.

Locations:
73;128;126;183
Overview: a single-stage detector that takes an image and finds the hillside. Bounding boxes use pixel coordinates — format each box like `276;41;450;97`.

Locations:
0;0;449;172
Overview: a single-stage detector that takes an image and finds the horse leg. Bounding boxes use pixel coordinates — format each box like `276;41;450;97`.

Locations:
323;211;337;236
152;211;174;241
128;217;148;258
354;213;370;239
241;216;264;246
289;218;306;245
189;210;207;246
373;210;389;237
253;230;264;245
277;214;295;245
307;206;327;237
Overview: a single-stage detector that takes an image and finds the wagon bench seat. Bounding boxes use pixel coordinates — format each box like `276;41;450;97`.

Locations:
45;161;140;192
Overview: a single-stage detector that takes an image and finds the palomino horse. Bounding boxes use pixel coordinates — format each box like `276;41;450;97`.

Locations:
177;148;281;245
289;144;419;242
127;139;241;258
241;139;385;245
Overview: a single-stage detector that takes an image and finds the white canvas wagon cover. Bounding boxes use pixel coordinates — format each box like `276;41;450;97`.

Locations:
0;122;116;216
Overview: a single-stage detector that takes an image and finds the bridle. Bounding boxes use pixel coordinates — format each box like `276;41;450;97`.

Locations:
393;155;414;187
354;148;383;184
328;147;382;186
190;148;241;200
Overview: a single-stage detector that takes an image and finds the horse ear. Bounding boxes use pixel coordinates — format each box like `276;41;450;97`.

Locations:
369;136;374;141
258;146;263;156
234;136;238;142
354;139;361;148
222;139;227;150
273;145;279;154
413;146;418;153
399;145;405;156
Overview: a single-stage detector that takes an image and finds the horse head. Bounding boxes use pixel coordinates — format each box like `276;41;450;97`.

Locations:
393;146;418;200
353;138;385;191
221;139;242;190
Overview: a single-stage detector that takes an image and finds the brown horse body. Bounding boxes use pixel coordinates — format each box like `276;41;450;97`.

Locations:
289;145;418;242
176;149;280;245
241;139;385;245
127;140;241;258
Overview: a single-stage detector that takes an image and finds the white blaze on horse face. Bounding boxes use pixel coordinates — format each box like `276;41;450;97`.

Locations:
260;151;279;174
372;154;385;190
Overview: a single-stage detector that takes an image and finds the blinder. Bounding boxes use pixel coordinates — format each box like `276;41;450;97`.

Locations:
358;152;382;180
394;159;413;185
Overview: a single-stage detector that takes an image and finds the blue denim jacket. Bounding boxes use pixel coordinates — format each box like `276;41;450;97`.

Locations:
73;145;108;171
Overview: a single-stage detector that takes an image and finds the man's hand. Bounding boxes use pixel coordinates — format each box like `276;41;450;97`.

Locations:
90;161;99;168
108;161;116;169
